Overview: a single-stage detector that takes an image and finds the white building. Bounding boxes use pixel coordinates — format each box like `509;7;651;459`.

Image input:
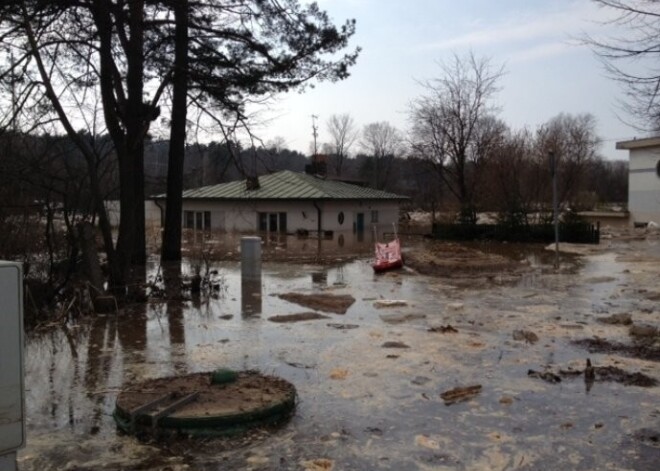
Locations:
153;170;409;234
616;137;660;225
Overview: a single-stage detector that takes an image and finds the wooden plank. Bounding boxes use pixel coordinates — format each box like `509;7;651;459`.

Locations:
128;394;172;417
149;392;200;430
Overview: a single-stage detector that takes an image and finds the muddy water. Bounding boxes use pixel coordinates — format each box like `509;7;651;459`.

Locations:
18;238;660;470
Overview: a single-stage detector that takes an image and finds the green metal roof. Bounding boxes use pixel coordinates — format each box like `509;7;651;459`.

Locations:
163;170;408;201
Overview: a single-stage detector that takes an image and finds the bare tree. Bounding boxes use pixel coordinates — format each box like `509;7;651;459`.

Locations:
0;0;360;277
361;121;403;189
587;1;660;129
535;113;601;209
486;129;536;225
410;52;505;223
326;113;359;177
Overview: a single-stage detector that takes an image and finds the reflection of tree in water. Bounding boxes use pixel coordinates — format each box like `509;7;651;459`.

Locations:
83;315;118;434
60;326;80;428
167;299;187;375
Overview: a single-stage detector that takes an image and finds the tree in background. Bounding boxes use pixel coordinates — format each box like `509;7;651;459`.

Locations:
486;129;536;227
326;113;359;177
410;53;505;224
361;121;404;190
0;1;165;286
536;113;600;209
158;0;359;261
587;1;660;130
0;1;360;280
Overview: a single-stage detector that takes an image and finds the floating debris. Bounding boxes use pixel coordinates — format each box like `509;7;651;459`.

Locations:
428;324;458;333
373;299;408;309
513;330;539;344
447;302;464;311
629;324;658;338
302;458;334;471
268;312;330;323
381;341;410;349
599;313;632;325
326;323;359;330
440;385;482;405
329;368;349;380
573;338;660;361
411;376;431;386
533;360;657;387
380;313;426;324
527;369;561;383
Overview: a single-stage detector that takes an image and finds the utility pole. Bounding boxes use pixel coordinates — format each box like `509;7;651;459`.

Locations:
549;150;559;269
311;114;319;156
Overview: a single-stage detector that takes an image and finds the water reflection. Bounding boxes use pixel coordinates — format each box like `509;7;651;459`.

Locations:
166;300;187;375
241;279;262;316
21;240;660;471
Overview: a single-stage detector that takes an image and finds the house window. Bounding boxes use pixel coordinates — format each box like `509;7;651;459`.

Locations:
258;212;287;233
656;160;660;177
338;212;345;225
371;210;379;223
184;211;194;229
184;210;211;230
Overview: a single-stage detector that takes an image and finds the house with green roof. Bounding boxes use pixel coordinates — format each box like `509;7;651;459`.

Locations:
153;170;408;234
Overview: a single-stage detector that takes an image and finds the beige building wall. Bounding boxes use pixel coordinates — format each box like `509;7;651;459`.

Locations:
178;199;402;233
628;147;660;224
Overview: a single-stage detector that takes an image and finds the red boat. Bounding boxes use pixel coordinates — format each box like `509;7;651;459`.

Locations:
372;237;403;273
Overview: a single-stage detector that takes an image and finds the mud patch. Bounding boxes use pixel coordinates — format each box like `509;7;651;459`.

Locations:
381;341;410;349
633;428;660;448
529;363;657;387
269;312;330;323
405;242;525;277
573;338;660;361
598;313;632;325
277;292;355;314
593;366;658;387
513;329;539;344
380;313;426;324
428;324;458;333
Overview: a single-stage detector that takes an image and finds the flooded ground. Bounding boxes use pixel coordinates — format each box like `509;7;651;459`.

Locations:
17;231;660;470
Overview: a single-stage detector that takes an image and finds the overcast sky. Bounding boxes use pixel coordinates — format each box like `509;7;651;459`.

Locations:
249;0;640;161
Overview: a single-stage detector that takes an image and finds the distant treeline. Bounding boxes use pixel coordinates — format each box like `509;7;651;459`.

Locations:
0;130;628;218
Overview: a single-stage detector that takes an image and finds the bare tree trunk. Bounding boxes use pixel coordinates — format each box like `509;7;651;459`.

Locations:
162;0;189;261
126;0;146;267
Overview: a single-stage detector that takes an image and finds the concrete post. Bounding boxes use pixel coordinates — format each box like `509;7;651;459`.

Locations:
241;237;262;279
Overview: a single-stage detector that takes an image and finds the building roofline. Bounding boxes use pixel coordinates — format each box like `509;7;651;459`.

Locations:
616;136;660;150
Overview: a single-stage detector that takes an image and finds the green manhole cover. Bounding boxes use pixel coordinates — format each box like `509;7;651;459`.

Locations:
113;370;296;437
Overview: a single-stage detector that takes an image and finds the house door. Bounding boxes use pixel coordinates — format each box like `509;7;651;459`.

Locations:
258;212;288;233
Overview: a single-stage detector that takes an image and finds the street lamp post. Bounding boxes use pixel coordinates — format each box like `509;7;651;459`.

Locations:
549;151;559;269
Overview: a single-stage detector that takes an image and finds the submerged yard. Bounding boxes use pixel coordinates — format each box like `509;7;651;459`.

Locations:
17;231;660;470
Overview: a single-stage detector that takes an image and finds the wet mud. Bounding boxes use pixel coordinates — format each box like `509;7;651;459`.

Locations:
268;312;330;323
573;337;660;362
276;292;355;314
528;363;657;387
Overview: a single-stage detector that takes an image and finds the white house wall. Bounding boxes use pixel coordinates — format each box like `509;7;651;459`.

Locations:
179;199;401;233
629;148;660;224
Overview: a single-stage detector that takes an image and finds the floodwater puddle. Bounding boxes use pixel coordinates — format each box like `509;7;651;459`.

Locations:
17;237;660;470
